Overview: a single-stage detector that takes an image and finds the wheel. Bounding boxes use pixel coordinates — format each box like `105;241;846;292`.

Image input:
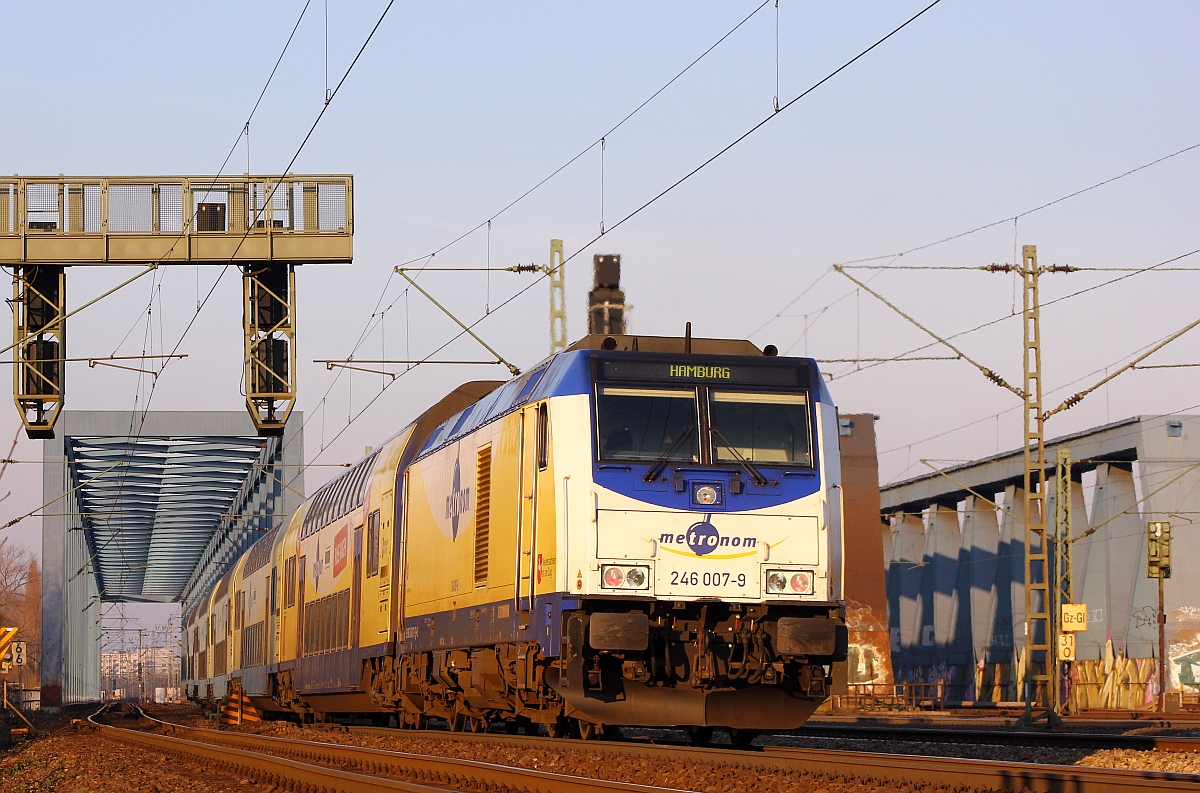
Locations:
467;715;488;733
548;716;574;738
505;720;521;734
449;711;467;732
727;728;760;749
401;713;427;730
521;720;541;736
687;726;715;746
577;719;601;740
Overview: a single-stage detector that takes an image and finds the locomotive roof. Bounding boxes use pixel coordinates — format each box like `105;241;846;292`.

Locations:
565;334;764;356
416;335;785;460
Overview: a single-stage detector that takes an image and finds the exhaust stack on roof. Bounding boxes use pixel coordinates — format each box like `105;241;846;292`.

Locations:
587;254;626;335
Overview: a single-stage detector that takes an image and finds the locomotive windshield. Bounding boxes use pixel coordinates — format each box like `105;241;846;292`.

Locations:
596;386;699;462
710;391;811;466
593;357;815;468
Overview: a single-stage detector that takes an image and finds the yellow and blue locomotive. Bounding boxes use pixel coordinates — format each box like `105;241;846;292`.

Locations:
184;333;846;742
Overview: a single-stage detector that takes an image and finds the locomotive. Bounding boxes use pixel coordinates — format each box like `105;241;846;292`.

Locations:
183;333;846;743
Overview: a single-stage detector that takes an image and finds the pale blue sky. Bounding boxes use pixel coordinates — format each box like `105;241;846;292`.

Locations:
2;0;1198;579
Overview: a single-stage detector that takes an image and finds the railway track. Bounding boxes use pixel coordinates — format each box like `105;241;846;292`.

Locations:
794;722;1200;753
107;706;1200;793
88;705;679;792
333;723;1200;792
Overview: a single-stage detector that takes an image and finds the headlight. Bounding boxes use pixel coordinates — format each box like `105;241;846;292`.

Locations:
790;571;814;595
601;564;650;590
766;569;815;595
694;484;719;506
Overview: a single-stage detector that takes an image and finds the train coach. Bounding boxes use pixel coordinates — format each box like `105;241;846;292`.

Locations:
184;333;847;743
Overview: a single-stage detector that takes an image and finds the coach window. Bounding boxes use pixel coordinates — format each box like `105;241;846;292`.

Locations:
366;509;381;577
536;403;549;470
284;556;297;608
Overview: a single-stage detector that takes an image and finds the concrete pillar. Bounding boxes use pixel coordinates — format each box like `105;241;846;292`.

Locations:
1137;415;1200;692
998;485;1027;664
889;512;926;673
1079;464;1146;657
927;504;964;654
962;495;1001;662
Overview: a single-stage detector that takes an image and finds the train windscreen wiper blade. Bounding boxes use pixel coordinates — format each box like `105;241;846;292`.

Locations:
643;423;695;483
709;426;769;487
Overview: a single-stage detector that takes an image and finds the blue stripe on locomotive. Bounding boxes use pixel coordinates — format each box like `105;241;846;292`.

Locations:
417;349;827;513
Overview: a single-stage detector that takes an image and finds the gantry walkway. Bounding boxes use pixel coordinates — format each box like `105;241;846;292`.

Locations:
0;175;352;264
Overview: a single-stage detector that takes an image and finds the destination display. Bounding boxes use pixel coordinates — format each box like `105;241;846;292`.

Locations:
600;359;801;386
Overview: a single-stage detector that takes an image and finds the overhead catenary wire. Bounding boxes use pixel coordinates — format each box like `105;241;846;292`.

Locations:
288;1;945;494
824;248;1200;384
59;2;397;583
397;0;947;381
392;0;776;274
878;333;1200;485
833;263;1022;396
751;142;1200;341
271;0;786;476
286;2;945;485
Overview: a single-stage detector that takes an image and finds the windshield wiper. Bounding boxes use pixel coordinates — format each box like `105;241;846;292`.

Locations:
643;423;695;483
709;426;769;487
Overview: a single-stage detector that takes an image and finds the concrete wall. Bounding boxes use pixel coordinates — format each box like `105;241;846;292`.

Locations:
881;414;1200;707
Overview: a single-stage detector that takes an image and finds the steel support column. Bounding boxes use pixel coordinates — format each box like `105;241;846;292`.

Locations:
13;264;65;438
1053;448;1074;712
1018;244;1060;726
243;263;296;436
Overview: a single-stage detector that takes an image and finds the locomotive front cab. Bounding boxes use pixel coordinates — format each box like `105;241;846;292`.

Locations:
561;342;846;730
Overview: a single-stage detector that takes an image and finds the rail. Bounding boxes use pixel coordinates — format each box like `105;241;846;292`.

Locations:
90;706;677;793
794;722;1200;753
331;723;1200;793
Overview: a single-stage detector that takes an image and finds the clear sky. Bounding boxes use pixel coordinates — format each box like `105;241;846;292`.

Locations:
2;0;1198;580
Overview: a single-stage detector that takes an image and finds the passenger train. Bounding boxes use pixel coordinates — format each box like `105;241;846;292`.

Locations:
183;333;846;743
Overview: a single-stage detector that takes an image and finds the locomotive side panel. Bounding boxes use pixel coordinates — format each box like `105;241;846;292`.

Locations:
402;411;524;642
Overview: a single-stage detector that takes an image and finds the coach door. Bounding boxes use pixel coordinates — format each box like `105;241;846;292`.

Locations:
383;485;397;642
297;556;307;656
352;526;362;648
515;406;537;619
516;403;549;621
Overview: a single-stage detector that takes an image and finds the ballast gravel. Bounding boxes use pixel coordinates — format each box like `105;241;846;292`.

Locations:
0;720;271;792
141;704;1200;789
214;722;904;793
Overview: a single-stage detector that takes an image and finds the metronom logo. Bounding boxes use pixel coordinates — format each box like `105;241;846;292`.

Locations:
659;520;756;557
